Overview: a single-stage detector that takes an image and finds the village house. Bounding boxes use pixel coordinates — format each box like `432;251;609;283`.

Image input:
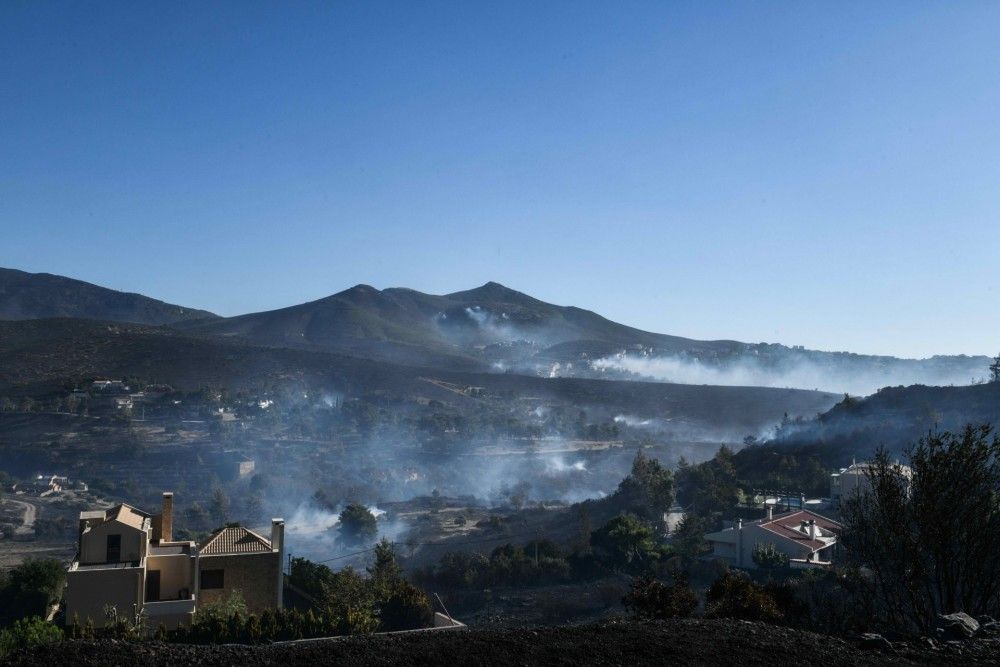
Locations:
64;492;284;629
704;507;842;569
830;460;913;508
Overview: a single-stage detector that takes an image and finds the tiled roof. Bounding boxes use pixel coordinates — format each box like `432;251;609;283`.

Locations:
199;526;272;555
107;504;150;530
760;510;842;551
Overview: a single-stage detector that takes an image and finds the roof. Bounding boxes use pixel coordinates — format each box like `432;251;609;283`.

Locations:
108;503;150;530
759;510;841;551
199;526;272;555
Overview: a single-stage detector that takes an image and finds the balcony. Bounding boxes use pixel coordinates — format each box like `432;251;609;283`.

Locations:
143;595;196;617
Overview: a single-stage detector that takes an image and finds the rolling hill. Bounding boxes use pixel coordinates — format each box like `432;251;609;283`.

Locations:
0;318;838;436
0;268;990;394
176;280;990;394
0;267;216;325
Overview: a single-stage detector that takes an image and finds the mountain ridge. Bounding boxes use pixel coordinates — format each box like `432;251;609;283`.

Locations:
0;268;990;394
0;267;217;326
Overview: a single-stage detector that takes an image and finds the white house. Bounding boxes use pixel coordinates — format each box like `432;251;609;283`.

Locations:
830;460;912;508
704;508;842;569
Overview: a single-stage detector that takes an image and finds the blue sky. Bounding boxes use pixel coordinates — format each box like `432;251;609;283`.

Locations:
2;2;999;358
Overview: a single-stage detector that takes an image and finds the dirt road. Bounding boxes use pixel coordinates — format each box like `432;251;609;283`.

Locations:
7;497;37;535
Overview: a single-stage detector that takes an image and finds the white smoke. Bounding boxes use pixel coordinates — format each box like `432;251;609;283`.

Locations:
591;352;986;396
543;455;588;474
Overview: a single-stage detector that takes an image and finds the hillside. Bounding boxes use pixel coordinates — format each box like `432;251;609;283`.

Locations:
8;618;996;666
0;318;837;435
1;268;989;394
176;280;990;394
772;382;1000;460
0;267;216;325
175;281;728;369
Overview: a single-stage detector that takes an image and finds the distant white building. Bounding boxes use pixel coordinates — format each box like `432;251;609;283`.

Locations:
704;508;842;569
830;460;912;508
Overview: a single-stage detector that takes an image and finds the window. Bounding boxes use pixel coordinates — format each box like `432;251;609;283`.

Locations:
201;569;224;589
106;534;121;563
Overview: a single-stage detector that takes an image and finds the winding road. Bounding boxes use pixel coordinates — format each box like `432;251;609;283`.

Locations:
7;497;37;535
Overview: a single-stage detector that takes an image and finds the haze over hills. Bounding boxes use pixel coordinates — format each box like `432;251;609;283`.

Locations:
0;267;217;326
0;267;991;395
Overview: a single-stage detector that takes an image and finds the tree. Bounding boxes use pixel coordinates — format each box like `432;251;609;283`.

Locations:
705;571;782;622
338;503;377;544
990;354;1000;383
752;542;790;571
623;574;698;619
0;558;66;626
209;488;230;524
615;451;675;519
379;580;433;631
590;514;660;574
671;514;709;563
0;617;62;659
841;425;1000;633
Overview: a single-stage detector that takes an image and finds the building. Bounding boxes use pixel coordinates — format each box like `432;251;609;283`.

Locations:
830;460;913;508
64;492;284;629
704;507;842;569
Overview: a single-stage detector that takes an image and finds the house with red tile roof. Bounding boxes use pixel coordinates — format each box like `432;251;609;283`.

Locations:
65;492;284;629
704;508;842;569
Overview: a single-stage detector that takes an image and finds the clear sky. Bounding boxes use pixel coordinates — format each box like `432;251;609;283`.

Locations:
2;2;999;359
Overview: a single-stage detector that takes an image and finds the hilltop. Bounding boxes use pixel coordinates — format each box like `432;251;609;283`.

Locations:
0;318;837;436
0;268;216;325
0;268;990;394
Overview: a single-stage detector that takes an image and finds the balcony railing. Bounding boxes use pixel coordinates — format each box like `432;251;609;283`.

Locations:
143;596;196;616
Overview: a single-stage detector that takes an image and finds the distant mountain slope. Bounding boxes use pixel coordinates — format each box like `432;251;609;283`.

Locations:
0;318;838;436
176;281;746;368
768;381;1000;462
0;267;216;325
176;281;989;394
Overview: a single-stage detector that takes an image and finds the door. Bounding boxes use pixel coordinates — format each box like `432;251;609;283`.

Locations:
106;534;121;563
146;570;161;602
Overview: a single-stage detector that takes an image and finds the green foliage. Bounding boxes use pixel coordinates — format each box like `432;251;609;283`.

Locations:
614;451;675;519
675;447;740;517
671;514;710;562
338;503;378;544
379;580;434;631
842;424;1000;633
0;558;66;627
193;589;248;626
0;617;63;659
705;571;782;622
289;552;433;635
623;574;698;619
751;542;790;570
590;513;661;574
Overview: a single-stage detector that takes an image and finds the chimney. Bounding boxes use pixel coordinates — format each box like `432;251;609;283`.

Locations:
270;518;285;553
161;492;173;543
808;520;817;541
766;504;773;521
271;518;285;609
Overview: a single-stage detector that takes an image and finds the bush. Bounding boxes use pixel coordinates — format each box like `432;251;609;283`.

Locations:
379;580;434;631
338;503;378;544
623;574;698;619
751;543;790;570
705;571;781;622
0;617;63;659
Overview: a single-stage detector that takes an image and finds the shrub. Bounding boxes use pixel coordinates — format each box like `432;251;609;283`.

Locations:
705;571;781;622
623;574;698;619
379;580;434;631
751;543;790;570
0;617;63;659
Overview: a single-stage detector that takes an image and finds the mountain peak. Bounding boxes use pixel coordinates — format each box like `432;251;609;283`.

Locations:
448;281;533;303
